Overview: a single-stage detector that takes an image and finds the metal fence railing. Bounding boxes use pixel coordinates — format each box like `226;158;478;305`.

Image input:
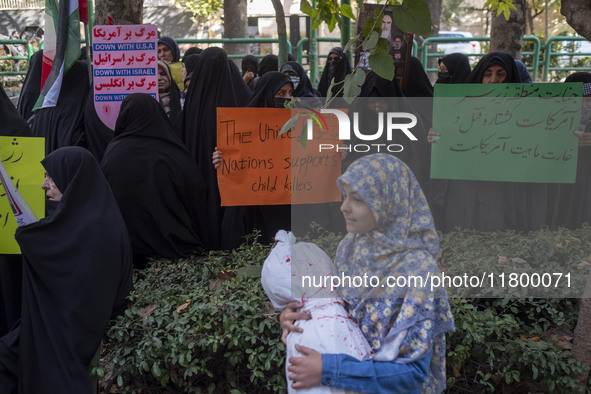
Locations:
1;36;590;83
420;35;543;81
0;0;175;8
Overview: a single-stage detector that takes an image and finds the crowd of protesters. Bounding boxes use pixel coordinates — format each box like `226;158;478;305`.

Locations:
0;31;589;393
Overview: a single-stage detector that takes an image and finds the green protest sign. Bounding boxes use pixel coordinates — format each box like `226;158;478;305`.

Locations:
431;83;582;183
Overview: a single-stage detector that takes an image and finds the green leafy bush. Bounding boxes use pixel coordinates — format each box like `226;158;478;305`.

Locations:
100;233;285;393
100;227;591;393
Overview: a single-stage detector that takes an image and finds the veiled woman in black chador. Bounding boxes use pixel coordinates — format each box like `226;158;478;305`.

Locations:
27;50;90;156
182;47;252;250
317;47;352;98
0;147;133;394
436;53;471;85
102;93;210;264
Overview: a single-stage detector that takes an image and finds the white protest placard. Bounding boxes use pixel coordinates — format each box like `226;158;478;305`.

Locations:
93;24;158;130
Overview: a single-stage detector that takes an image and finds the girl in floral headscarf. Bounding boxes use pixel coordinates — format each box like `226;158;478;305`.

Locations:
281;154;454;393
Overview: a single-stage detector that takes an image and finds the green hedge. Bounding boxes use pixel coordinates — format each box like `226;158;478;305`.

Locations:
98;227;591;393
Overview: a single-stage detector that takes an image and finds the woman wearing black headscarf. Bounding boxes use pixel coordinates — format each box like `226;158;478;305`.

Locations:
183;47;252;250
241;54;259;91
182;53;201;92
251;54;279;91
28;52;90;156
280;61;321;102
101;94;210;265
0;85;31;339
0;146;133;393
402;56;434;98
217;72;294;249
258;54;279;76
245;71;292;108
549;72;591;228
434;51;537;232
436;53;471;84
158;36;181;63
344;71;431;194
464;51;519;84
158;60;182;123
317;47;352;98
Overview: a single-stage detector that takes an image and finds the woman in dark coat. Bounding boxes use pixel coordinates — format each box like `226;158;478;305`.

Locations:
317;47;352;98
102;93;210;264
182;47;252;250
0;146;133;394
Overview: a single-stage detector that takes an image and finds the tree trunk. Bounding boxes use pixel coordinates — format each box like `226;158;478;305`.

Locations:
271;0;289;68
561;0;591;40
424;0;442;83
95;0;143;25
573;270;591;387
489;0;526;58
524;3;532;35
425;0;442;37
223;0;249;64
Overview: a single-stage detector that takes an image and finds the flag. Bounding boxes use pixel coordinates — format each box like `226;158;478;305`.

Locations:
34;0;81;111
0;157;38;227
79;0;88;24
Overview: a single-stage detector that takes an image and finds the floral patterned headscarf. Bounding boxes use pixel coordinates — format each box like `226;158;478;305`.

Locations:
336;154;455;393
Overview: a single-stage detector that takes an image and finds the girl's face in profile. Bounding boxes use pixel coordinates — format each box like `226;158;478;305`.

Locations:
340;183;377;234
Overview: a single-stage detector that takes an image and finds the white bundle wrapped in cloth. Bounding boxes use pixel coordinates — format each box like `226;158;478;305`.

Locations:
261;230;372;394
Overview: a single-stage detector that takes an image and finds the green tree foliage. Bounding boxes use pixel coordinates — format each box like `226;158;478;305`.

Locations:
440;0;470;28
485;0;518;19
175;0;224;23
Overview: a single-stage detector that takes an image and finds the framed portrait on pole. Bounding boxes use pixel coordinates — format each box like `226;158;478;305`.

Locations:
355;4;414;90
